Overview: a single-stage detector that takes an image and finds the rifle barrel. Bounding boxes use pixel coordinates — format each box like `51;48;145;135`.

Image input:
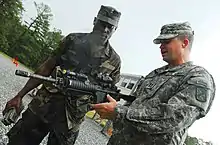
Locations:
15;70;56;83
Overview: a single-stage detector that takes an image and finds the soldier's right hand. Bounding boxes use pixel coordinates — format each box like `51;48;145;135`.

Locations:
3;95;22;115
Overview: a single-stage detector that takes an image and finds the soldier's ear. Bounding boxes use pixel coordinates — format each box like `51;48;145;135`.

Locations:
183;38;189;48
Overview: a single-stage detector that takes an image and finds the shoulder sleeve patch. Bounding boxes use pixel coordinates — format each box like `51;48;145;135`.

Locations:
196;87;208;102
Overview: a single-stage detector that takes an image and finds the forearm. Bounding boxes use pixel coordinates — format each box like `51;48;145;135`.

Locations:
17;57;56;98
17;78;42;98
114;102;200;134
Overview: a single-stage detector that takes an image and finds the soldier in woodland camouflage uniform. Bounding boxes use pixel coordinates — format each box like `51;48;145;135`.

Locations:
3;5;121;145
93;22;216;145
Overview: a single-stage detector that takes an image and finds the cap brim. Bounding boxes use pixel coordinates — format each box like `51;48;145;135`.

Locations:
97;15;118;26
153;34;178;44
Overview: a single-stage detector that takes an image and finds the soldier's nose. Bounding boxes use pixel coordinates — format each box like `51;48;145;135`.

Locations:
104;27;110;33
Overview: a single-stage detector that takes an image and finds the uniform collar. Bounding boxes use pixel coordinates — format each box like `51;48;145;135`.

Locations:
155;61;193;74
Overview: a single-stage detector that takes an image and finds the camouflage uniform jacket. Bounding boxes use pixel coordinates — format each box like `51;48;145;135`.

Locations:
108;61;215;145
28;33;121;132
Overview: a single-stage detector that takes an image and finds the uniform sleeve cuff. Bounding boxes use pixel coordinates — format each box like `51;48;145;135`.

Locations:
113;104;128;123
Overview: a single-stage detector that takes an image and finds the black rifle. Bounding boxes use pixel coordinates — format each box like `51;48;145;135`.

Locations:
15;69;136;103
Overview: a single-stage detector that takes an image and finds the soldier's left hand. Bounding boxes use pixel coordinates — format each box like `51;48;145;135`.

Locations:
91;95;117;120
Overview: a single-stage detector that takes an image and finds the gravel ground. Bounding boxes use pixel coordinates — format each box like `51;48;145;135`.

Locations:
0;54;109;145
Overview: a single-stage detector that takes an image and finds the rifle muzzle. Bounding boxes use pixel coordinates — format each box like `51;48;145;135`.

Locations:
15;70;30;77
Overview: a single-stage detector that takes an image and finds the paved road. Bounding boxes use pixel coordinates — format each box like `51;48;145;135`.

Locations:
0;53;109;145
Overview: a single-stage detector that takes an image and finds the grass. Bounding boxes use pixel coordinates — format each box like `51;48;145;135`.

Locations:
0;51;33;72
0;51;11;59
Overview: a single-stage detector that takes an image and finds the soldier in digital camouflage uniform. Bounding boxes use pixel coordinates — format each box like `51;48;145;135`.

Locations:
3;5;121;145
93;22;216;145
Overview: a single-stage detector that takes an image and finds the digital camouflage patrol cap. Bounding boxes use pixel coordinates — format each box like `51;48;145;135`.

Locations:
153;22;194;44
97;5;121;27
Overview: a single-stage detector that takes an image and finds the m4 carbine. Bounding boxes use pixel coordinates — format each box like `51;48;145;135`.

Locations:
14;69;135;103
1;69;135;126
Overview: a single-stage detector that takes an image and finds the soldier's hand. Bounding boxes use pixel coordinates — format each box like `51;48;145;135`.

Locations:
3;95;22;115
91;95;117;120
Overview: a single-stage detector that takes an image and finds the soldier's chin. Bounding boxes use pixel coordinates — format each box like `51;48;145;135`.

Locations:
162;57;169;63
100;36;109;43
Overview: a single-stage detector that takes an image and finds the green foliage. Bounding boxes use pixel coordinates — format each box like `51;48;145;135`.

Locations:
0;0;24;53
185;136;199;145
185;136;213;145
0;0;63;70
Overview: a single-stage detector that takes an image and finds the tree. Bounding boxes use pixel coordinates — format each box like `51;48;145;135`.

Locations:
0;0;24;52
185;136;214;145
0;1;63;70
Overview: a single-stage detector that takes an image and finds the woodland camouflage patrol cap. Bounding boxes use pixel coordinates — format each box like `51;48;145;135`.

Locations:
96;5;121;27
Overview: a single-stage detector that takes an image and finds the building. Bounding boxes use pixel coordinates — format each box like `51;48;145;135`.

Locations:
115;73;144;104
